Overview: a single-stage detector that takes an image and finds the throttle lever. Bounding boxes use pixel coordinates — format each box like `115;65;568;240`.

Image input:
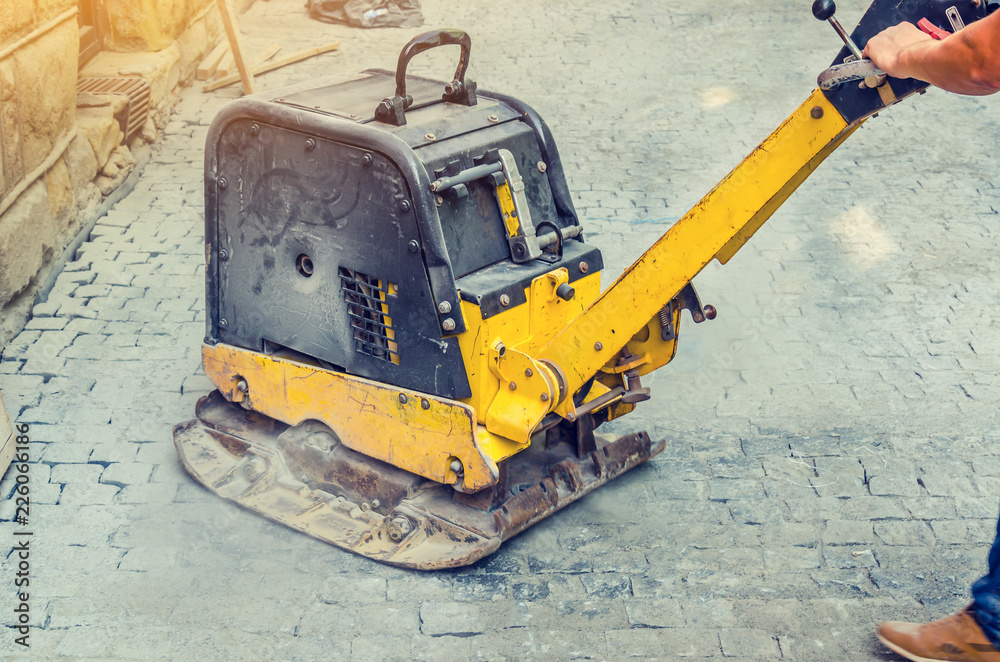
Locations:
813;0;865;60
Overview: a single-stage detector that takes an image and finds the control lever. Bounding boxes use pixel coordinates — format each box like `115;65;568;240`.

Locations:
812;0;865;60
813;0;888;91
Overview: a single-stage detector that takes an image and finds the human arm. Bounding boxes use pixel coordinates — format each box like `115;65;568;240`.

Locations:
862;10;1000;95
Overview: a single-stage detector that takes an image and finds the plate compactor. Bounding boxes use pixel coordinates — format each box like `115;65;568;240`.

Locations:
174;0;995;569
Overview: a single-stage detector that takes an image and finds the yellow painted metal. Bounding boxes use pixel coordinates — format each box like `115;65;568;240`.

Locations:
456;271;602;419
537;89;861;405
602;302;682;379
381;281;400;365
484;343;557;443
202;343;502;491
495;181;522;237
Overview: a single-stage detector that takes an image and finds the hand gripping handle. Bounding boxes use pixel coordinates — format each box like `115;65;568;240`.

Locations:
375;29;478;126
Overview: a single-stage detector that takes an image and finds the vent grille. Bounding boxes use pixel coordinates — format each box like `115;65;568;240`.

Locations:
77;77;152;143
339;267;398;363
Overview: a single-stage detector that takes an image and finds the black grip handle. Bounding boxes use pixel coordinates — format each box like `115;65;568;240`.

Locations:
812;0;836;21
393;29;471;99
375;29;478;126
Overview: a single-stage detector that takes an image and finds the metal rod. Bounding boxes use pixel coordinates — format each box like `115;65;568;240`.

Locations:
828;17;864;60
429;161;502;192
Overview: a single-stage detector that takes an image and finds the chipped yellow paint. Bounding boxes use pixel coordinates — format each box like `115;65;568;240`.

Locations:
202;343;503;490
495;181;521;237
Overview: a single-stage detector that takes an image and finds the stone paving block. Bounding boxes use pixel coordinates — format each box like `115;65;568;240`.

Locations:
580;573;632;599
626;598;685;628
410;635;473;662
607;627;720;658
100;462;154;486
387;575;456;604
419;602;483;636
50;462;104;484
918;461;978;497
709;479;765;502
875;520;937;547
118;546;178;571
40;441;96;464
351;634;412;662
54;626;115;658
90;442;140;464
318;574;387;604
115;483;177;505
58;481;120;506
719;628;782;658
763;546;823;572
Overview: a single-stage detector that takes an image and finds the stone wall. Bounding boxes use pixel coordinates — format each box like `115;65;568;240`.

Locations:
0;3;83;345
0;0;235;347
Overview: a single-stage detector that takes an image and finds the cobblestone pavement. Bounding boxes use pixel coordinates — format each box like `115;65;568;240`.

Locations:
3;0;1000;659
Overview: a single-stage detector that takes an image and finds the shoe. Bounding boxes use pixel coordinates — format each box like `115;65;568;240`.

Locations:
877;606;1000;661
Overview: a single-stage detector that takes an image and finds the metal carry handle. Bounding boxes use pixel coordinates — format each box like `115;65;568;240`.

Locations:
375;29;478;126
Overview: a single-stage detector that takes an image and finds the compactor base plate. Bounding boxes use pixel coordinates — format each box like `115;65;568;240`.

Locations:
173;391;664;570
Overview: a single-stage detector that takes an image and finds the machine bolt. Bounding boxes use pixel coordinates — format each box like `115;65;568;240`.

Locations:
509;382;517;391
438;301;452;314
487;114;499;123
450;460;463;473
579;261;589;274
362;153;373;166
244;458;265;481
537;161;547;173
219;318;228;328
566;412;577;422
442;318;456;331
250;123;260;136
218;249;229;261
435;195;444;207
525;368;533;377
425;133;436;141
305;138;316;151
810;106;824;119
500;294;511;306
236;378;249;393
540;393;549;402
218;177;228;190
387;516;413;542
408;240;420;253
594;341;603;351
399;200;411;213
398;393;408;404
421;398;430;410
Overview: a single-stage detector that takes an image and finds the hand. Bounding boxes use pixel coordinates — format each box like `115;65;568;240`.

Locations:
862;22;934;78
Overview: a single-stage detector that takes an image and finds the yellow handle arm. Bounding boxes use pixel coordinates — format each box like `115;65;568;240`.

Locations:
538;89;862;403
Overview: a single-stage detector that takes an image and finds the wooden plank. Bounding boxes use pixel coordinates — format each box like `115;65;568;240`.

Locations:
215;0;256;95
202;42;341;93
253;42;282;68
217;49;235;78
197;41;230;81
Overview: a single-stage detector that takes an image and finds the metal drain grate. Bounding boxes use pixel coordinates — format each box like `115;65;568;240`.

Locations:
77;77;152;143
339;267;398;363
